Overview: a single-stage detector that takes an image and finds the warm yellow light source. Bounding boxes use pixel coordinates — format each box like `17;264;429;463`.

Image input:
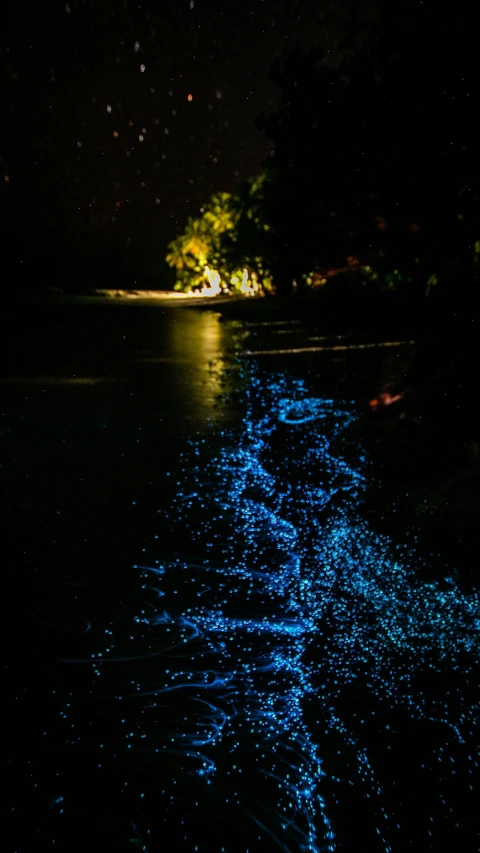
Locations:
239;268;258;296
187;93;193;102
203;266;222;295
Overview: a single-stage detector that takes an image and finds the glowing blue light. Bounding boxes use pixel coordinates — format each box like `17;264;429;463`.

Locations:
64;364;478;851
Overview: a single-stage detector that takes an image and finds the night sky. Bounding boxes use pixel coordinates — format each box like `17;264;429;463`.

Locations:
1;0;369;279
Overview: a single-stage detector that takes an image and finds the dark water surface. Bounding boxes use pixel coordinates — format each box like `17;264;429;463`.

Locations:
2;304;478;852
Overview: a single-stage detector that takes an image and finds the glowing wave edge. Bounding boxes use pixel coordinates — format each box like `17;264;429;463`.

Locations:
96;367;478;851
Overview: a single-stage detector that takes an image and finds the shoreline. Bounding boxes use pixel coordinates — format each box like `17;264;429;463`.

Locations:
8;287;425;340
3;289;478;582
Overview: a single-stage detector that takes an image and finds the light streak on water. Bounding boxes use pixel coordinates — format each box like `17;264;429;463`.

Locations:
67;365;478;851
244;320;303;327
243;341;416;356
0;376;110;385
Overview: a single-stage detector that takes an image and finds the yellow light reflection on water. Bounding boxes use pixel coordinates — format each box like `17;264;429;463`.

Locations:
166;310;225;425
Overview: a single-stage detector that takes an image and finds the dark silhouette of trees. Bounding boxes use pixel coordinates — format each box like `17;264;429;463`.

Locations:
165;1;478;313
258;1;479;298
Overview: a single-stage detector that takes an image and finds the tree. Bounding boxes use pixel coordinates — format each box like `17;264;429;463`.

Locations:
166;217;213;290
257;1;479;298
166;190;263;295
222;174;275;295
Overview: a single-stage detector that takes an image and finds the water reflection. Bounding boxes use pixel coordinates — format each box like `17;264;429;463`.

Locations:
168;311;225;426
133;310;225;426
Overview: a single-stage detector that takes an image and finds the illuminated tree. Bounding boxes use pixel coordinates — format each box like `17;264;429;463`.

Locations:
222;174;275;295
166;184;275;296
167;192;239;293
203;192;237;236
166;217;213;290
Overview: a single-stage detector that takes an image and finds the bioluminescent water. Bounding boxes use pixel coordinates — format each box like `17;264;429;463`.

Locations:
61;365;478;852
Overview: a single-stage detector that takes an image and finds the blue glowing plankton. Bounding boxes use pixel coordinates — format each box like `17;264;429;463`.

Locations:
73;366;478;852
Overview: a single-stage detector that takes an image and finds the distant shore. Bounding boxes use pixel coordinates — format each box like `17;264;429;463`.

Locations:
11;287;244;308
26;286;428;337
6;284;442;347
